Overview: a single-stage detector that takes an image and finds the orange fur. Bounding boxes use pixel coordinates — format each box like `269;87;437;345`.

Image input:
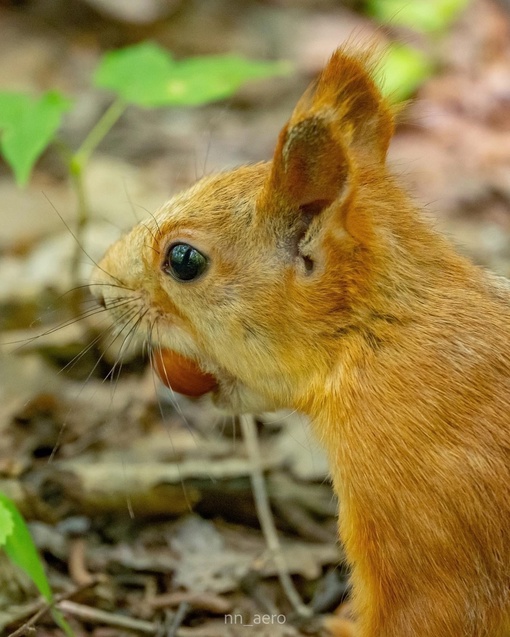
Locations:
92;48;510;636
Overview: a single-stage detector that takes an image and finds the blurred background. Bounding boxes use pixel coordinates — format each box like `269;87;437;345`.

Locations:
0;1;509;635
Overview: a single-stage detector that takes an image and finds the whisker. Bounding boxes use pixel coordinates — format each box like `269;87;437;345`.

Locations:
122;178;141;225
103;308;148;388
82;307;142;398
141;222;160;246
152;323;197;439
54;321;116;379
105;294;139;520
47;307;141;462
263;409;299;424
62;282;135;299
69;306;140;390
137;206;162;240
28;286;131;328
55;304;140;380
49;328;124;458
231;414;237;451
147;326;193;511
144;242;161;255
42;192;125;287
202;122;214;178
35;282;125;315
105;311;148;416
4;298;138;349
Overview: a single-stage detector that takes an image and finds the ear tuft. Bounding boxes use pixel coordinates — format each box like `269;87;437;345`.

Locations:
293;48;394;162
257;46;392;232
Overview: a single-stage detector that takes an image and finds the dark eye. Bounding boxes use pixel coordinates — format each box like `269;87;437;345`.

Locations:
163;243;208;281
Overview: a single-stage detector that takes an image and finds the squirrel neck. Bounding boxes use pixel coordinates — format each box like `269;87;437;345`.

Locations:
292;176;495;425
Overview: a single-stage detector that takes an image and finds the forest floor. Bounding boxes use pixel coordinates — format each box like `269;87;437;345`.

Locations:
1;0;510;635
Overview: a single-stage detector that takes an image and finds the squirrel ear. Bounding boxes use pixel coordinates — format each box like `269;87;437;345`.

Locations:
304;47;395;162
258;48;393;220
264;115;349;218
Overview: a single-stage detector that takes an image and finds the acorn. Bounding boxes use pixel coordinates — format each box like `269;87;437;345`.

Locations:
153;348;218;397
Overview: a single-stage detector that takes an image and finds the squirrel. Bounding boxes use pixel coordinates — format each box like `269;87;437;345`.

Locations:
91;49;510;636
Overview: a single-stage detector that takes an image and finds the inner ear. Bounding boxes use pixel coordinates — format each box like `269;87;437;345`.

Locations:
256;114;350;261
299;199;332;217
286;205;325;275
278;116;349;213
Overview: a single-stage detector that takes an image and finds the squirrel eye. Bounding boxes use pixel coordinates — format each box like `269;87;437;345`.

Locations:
163;243;208;282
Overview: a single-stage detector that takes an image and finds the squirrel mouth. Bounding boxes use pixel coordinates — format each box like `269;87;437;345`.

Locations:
152;348;277;415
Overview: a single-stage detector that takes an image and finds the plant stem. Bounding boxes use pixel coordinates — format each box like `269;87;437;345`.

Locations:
68;162;90;314
67;97;127;312
74;97;126;165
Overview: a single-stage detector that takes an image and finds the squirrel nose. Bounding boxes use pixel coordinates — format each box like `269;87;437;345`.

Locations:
94;290;106;309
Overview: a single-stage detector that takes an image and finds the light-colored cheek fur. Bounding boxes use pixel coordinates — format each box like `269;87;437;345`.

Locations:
212;378;281;415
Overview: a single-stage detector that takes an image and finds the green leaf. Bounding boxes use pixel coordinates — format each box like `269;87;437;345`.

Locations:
0;91;71;186
162;55;292;106
94;42;291;108
93;41;177;107
52;607;75;637
0;492;52;601
375;44;433;103
0;493;75;635
367;0;471;33
0;501;14;545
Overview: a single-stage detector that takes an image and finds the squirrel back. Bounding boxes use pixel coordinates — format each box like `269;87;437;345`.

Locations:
92;48;510;636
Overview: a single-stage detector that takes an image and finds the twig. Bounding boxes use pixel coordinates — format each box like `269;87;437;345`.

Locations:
240;414;312;618
167;601;189;637
69;537;96;587
240;571;279;616
149;591;231;614
7;581;98;637
7;601;50;637
56;600;158;634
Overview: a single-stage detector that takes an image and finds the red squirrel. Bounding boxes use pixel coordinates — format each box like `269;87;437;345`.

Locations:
92;49;510;636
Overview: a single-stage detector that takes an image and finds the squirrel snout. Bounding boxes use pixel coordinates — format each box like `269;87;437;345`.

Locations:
89;273;108;308
94;290;106;309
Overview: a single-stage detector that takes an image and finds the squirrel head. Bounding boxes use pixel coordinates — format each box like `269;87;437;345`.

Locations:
92;48;399;414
